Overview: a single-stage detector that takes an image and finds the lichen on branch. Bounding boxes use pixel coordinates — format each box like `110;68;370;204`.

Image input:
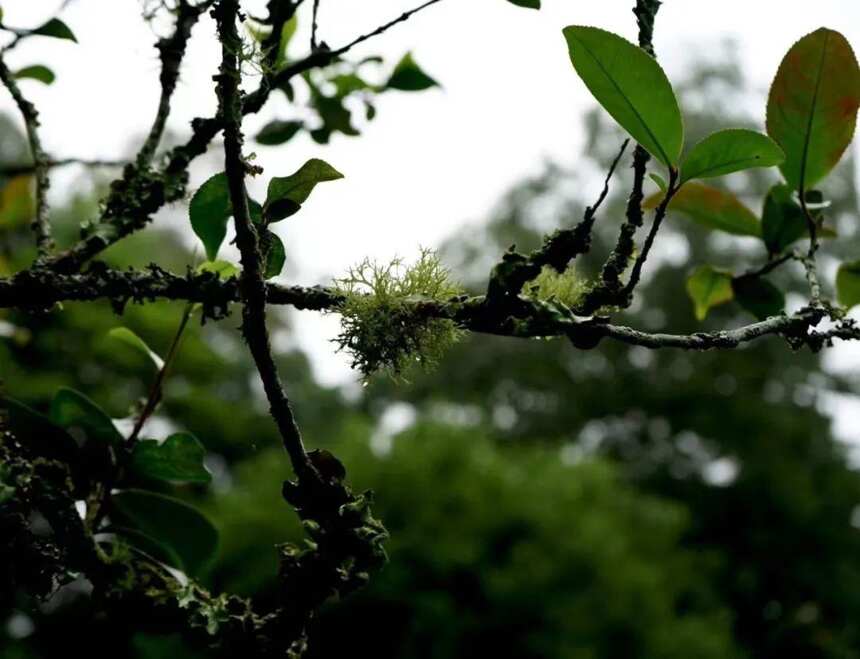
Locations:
332;248;464;379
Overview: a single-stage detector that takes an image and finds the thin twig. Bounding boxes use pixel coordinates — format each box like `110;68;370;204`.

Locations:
0;54;52;258
0;158;126;178
137;0;207;166
214;0;312;479
622;168;679;297
311;0;321;50
126;302;194;447
331;0;444;56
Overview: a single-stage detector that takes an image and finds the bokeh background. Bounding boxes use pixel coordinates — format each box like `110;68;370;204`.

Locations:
3;1;860;657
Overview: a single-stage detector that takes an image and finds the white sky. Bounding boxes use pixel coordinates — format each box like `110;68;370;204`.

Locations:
2;0;860;436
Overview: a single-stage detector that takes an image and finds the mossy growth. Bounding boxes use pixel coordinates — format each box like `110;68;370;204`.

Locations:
522;265;591;309
333;248;463;380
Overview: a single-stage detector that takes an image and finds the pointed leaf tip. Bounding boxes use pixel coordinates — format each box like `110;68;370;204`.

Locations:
563;25;683;168
680;129;784;183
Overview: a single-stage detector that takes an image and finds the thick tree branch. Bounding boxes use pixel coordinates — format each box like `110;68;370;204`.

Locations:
0;265;839;353
214;0;312;480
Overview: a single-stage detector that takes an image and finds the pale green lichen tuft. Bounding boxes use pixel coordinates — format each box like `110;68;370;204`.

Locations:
332;249;463;380
522;265;591;309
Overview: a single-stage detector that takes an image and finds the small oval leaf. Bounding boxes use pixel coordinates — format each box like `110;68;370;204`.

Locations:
255;119;304;146
645;183;760;237
189;172;231;261
264;158;343;222
686;266;734;320
261;230;286;279
680;129;784;184
130;433;211;484
14;65;55;85
766;28;860;191
563;26;683;168
50;388;123;447
32;18;77;42
108;327;164;370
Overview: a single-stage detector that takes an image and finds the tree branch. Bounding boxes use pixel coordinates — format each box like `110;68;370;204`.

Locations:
0;53;53;258
0;265;838;353
214;0;312;480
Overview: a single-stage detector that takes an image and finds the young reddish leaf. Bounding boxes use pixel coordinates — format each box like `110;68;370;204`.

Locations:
680;129;784;183
766;28;860;192
686;266;734;321
644;183;760;237
563;26;683;168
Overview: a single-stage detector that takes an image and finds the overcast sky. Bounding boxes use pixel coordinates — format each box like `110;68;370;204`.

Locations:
3;0;860;437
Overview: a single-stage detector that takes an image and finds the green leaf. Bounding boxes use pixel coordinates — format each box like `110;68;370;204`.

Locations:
189;172;231;261
507;0;540;7
197;260;241;280
766;28;860;191
649;172;668;192
261;230;286;279
108;327;164;370
255;120;303;146
275;15;298;67
331;73;371;97
761;185;807;253
14;65;55;85
563;26;683;168
760;185;837;253
111;525;184;569
686;266;734;320
644;182;760;237
32;18;77;42
2;396;79;463
385;53;439;92
680;129;784;184
130;433;211;484
837;261;860;309
732;277;785;320
111;489;218;577
264;158;343;222
50;387;124;447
